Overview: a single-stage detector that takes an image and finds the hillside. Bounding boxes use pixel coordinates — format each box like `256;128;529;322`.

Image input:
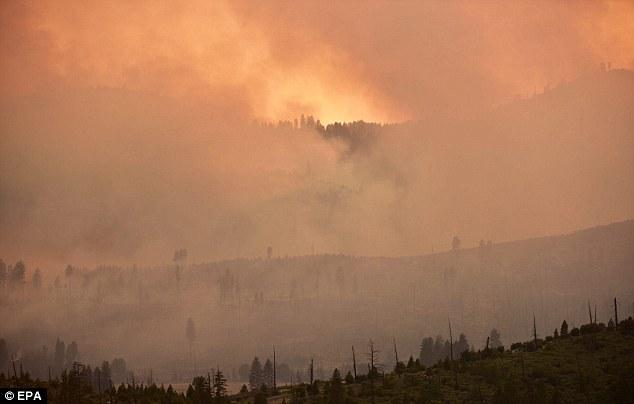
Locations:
4;317;633;403
264;322;634;404
2;219;633;386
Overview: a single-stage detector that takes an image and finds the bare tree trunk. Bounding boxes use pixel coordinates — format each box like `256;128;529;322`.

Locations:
309;358;314;386
448;320;457;386
393;338;399;365
588;301;593;324
368;364;375;404
207;372;212;398
448;321;453;362
352;346;357;381
614;297;619;329
367;340;379;404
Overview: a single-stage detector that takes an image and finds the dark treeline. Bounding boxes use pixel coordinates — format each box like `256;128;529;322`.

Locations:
1;313;633;403
0;336;130;386
253;115;390;155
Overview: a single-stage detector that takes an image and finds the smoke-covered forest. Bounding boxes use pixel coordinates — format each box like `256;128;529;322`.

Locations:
2;1;634;403
2;219;633;392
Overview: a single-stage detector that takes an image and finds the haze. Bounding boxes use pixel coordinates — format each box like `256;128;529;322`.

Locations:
2;0;633;265
0;0;633;392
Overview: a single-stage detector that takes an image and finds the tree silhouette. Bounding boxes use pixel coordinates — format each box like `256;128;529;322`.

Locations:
455;333;469;355
65;341;78;369
489;328;502;348
249;357;263;390
419;337;434;366
64;264;74;299
100;361;111;388
262;358;274;387
11;260;26;285
366;340;380;404
189;376;210;403
111;358;127;384
53;339;65;376
352;345;357;381
213;368;228;403
560;320;568;337
32;268;42;289
329;368;344;404
451;236;461;250
344;370;354;384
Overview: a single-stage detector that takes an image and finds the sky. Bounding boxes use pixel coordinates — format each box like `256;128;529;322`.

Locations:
1;0;633;266
2;0;633;122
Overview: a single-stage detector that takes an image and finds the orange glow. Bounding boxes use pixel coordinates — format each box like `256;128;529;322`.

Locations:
4;1;632;123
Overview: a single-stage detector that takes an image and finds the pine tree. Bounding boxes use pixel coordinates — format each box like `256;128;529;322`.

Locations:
489;328;502;348
53;339;65;376
213;368;228;403
32;268;42;289
344;371;354;384
329;369;344;404
101;361;112;388
560;320;569;336
263;359;274;387
249;357;263;390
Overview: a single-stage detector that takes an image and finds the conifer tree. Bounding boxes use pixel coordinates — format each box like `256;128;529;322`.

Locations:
249;357;263;390
560;320;569;336
213;368;228;403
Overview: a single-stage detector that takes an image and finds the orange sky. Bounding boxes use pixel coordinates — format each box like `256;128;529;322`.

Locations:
1;1;634;266
2;0;633;123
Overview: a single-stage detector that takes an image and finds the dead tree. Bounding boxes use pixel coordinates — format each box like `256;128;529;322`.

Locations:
448;320;454;362
207;372;212;397
393;338;399;365
352;345;357;381
98;370;102;404
448;320;457;386
367;340;380;375
309;358;314;386
273;347;277;392
533;315;538;346
588;301;593;324
614;297;619;329
366;340;380;404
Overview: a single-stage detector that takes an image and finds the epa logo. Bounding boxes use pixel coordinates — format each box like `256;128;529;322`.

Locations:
1;388;46;402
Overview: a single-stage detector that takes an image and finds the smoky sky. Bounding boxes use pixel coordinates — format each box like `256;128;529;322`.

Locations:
1;0;633;267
